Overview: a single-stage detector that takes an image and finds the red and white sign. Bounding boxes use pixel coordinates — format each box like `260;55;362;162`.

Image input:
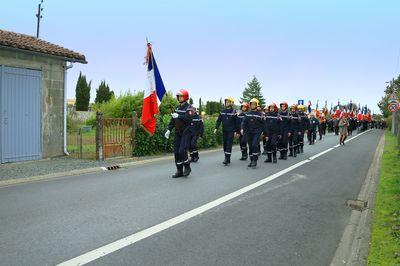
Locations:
388;102;399;113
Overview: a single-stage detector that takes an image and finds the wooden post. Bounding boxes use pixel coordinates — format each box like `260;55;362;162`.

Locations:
131;111;138;156
96;112;104;160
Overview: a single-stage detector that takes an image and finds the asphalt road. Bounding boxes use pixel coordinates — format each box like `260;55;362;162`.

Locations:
0;130;383;266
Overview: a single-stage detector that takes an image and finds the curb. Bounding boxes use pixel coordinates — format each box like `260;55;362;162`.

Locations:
0;147;223;188
330;132;385;265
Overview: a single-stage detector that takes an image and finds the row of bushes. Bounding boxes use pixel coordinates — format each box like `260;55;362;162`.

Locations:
132;115;225;156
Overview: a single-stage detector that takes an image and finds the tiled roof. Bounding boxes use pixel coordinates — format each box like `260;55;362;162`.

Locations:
0;29;86;63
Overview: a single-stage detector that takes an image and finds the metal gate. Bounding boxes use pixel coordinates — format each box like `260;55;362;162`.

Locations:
102;118;133;159
0;66;42;163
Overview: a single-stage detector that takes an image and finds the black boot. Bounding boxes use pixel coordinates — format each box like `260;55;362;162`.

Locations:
183;163;191;177
289;148;293;157
283;150;288;160
192;152;199;162
172;164;184;178
264;153;272;163
300;145;304;153
223;155;231;165
293;147;297;157
272;152;277;163
240;150;248;160
252;160;257;168
279;151;284;160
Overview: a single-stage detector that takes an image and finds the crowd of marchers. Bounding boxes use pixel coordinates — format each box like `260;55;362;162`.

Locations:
164;89;384;178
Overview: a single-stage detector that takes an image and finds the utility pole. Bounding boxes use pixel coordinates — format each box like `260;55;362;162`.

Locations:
36;0;44;38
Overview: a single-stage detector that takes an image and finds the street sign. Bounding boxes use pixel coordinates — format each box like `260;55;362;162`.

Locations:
388;102;399;113
298;100;304;105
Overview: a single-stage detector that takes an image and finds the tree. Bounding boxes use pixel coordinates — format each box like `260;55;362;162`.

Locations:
95;80;114;104
241;76;266;107
378;75;400;118
189;97;194;105
159;92;179;115
75;72;91;111
198;98;203;113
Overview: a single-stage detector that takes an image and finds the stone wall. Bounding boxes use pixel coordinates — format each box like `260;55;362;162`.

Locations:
0;48;66;158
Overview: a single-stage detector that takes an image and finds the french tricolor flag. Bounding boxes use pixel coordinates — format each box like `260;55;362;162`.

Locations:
141;43;166;135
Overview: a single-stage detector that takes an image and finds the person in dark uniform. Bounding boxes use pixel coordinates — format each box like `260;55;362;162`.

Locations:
241;98;265;169
277;101;291;160
318;114;326;140
264;103;281;164
307;113;319;145
214;97;237;165
262;106;269;155
188;107;204;162
237;102;249;160
297;105;309;154
288;104;300;157
165;89;193;178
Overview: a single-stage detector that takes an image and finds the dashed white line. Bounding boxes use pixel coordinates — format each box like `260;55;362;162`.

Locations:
58;129;372;266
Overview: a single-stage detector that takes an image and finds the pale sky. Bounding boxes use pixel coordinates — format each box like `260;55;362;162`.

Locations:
2;0;400;113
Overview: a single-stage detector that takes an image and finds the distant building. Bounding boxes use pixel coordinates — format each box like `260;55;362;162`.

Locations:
0;29;87;163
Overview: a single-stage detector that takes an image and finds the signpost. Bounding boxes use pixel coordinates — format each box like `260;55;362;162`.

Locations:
388;91;399;135
298;100;304;105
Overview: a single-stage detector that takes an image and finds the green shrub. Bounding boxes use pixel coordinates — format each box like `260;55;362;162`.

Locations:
85;115;97;127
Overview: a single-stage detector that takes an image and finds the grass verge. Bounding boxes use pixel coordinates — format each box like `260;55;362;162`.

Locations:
368;131;400;265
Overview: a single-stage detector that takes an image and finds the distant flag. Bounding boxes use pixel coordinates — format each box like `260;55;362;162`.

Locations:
307;101;312;113
141;42;166;135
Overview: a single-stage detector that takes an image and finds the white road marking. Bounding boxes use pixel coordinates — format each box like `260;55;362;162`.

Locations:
58;129;372;266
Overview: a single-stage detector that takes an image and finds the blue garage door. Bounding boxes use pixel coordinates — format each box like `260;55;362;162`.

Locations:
0;66;42;163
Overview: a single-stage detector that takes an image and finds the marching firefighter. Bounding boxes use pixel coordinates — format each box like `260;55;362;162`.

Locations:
214;97;237;165
277;102;291;160
288;104;300;157
307;113;319;145
188;107;204;162
237;102;250;160
262;106;269;155
297;105;308;154
241;98;265;168
264;103;281;164
165;89;193;178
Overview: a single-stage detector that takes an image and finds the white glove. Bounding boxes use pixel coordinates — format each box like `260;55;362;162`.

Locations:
164;130;171;139
171;113;179;119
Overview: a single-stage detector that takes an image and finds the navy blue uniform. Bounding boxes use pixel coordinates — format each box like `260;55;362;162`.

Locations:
298;111;309;153
289;111;300;157
236;110;248;160
307;117;319;145
264;111;281;163
167;102;193;173
188;113;204;162
277;110;291;159
241;110;266;167
215;107;237;163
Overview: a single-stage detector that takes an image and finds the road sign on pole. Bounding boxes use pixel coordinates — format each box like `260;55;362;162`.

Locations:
298;100;304;105
388;102;399;113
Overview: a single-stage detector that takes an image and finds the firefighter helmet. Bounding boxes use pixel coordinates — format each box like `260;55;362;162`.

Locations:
176;89;189;101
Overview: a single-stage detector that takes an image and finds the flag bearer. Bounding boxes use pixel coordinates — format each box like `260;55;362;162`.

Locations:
214;97;237;165
165;89;193;178
241;98;266;168
264;103;281;164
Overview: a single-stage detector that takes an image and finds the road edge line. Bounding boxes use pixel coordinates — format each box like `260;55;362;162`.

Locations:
330;131;385;266
57;130;373;266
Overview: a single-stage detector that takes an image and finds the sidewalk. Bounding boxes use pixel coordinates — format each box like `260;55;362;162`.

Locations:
0;147;222;187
